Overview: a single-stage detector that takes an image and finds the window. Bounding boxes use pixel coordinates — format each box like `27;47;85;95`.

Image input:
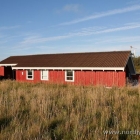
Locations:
26;70;34;80
41;70;48;80
65;70;74;82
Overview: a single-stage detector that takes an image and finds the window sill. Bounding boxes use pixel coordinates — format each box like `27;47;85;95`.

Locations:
26;78;34;80
65;80;74;82
41;79;49;81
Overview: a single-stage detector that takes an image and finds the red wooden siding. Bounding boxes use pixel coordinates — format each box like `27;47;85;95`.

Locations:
0;67;4;76
49;70;65;84
0;66;13;78
74;71;125;87
15;70;126;87
16;70;26;81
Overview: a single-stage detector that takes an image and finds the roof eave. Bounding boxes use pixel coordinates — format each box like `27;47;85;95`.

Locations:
0;64;17;66
12;67;125;71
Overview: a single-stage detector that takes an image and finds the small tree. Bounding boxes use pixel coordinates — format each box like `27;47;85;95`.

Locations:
132;56;140;73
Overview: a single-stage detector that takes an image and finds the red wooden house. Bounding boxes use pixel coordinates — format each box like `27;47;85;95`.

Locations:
0;51;136;87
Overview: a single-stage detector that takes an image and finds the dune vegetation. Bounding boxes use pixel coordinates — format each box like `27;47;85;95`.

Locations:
133;56;140;73
0;80;140;140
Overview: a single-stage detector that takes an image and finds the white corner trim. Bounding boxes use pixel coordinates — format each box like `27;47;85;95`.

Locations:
12;67;125;71
0;64;17;66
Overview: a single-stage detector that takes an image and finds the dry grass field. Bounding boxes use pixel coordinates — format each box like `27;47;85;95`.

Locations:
0;80;140;140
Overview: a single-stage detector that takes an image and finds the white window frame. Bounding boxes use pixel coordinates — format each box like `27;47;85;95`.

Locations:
26;70;34;80
41;70;49;80
65;70;74;82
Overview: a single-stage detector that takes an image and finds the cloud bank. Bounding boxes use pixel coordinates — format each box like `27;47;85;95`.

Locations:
59;5;140;25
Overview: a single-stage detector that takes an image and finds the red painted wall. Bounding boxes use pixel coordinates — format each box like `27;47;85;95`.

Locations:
0;67;4;76
74;71;125;87
16;70;126;87
0;66;13;79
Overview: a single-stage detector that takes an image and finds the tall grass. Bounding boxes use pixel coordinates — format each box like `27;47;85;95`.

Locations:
0;80;140;140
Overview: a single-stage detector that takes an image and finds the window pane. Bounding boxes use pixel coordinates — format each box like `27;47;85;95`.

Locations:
42;76;48;79
65;70;74;81
28;70;32;75
42;70;48;76
41;70;48;80
27;70;33;79
67;71;73;76
28;75;32;79
67;77;73;80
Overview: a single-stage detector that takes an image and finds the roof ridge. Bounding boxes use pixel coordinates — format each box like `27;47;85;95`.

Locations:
9;50;131;57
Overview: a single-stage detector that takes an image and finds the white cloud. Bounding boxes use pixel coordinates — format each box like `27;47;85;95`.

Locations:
59;5;140;25
94;36;140;44
57;4;81;13
63;4;81;12
0;25;20;31
127;0;140;5
21;35;69;44
73;35;140;44
20;23;140;45
95;23;140;34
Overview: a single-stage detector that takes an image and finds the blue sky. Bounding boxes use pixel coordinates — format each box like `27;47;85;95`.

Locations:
0;0;140;60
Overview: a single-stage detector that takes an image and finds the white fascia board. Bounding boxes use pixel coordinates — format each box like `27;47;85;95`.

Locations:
0;64;17;66
12;67;125;71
